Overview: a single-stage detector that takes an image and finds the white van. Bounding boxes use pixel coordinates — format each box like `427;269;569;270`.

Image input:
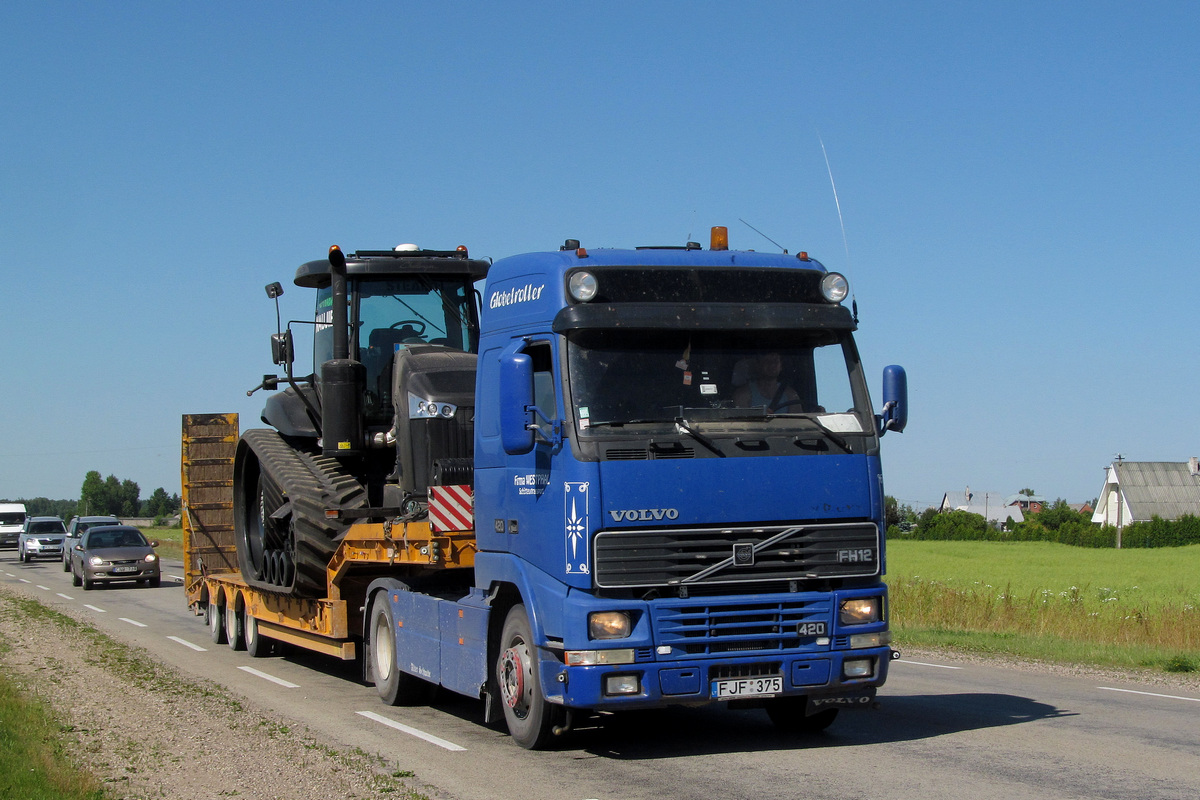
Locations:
0;503;28;548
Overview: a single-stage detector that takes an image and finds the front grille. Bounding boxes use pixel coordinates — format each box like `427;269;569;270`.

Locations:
654;597;830;657
594;522;879;588
710;662;782;681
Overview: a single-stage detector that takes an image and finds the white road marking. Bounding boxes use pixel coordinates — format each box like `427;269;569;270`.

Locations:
57;593;74;600
166;573;184;581
120;618;148;628
167;636;207;652
357;710;467;751
238;666;300;688
1097;686;1200;703
897;659;964;670
37;584;51;590
19;578;31;583
83;604;106;613
3;572;13;577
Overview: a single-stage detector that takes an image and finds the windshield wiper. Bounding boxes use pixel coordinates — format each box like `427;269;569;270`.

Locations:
675;418;726;458
786;414;852;453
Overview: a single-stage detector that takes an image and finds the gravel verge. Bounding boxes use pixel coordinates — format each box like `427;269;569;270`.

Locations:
0;582;436;800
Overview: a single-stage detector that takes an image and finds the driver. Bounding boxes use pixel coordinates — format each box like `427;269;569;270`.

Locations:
732;352;800;413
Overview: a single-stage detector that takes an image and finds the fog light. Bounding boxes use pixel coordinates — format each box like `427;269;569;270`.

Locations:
588;611;631;640
565;648;635;667
849;631;892;649
604;674;641;696
843;658;874;679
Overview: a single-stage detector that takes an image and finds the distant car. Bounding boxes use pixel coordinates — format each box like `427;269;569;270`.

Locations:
70;525;161;589
0;502;27;549
17;516;67;562
62;515;120;572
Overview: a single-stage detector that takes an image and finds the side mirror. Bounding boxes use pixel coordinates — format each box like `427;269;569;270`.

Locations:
271;330;294;366
150;540;160;548
499;352;535;455
879;365;908;434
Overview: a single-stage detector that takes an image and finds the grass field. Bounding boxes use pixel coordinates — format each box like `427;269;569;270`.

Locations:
144;526;182;562
887;540;1200;672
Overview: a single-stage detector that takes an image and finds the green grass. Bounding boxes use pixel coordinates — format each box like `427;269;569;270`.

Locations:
143;526;182;562
887;540;1200;672
0;667;106;800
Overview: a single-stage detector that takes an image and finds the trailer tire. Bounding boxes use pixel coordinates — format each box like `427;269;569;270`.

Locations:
496;604;563;749
369;595;435;706
208;600;227;645
764;697;839;734
244;613;270;658
225;603;245;651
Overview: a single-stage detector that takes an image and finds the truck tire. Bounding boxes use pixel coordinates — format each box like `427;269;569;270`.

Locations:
369;594;436;706
764;697;839;734
496;604;563;749
233;429;366;598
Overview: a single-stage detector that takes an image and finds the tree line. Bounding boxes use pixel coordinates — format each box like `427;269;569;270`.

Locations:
3;471;180;523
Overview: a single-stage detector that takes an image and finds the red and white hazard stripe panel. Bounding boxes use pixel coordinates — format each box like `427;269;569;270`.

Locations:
429;485;474;532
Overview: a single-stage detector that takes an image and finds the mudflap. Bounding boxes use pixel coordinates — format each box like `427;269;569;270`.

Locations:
806;687;877;714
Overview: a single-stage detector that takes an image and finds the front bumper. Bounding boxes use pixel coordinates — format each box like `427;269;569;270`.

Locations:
81;563;160;583
25;543;65;559
544;585;892;711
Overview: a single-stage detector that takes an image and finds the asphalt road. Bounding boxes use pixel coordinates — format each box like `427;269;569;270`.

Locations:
4;550;1198;800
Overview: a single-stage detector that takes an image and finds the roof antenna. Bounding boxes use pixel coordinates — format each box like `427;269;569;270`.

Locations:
817;129;856;318
738;218;787;253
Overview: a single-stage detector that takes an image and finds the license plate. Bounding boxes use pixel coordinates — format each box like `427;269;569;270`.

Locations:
112;566;138;574
712;676;783;699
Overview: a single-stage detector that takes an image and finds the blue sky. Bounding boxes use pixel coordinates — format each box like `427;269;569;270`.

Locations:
2;2;1197;511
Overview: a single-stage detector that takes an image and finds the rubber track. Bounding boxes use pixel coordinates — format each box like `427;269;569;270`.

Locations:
236;429;367;597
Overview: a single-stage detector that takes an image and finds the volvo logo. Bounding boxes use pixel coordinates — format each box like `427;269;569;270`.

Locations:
607;508;679;522
733;542;755;566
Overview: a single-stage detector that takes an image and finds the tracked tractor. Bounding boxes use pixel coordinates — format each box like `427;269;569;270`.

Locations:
233;245;489;597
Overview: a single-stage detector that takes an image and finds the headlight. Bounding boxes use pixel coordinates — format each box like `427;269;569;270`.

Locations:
89;556;104;567
840;597;881;625
144;553;157;562
588;611;632;640
568;270;598;302
820;272;849;304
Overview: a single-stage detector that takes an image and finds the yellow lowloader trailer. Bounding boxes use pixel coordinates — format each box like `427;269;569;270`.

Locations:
180;412;477;661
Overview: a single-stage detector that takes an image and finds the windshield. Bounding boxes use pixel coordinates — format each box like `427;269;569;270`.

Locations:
567;329;867;434
86;530;148;549
29;520;66;534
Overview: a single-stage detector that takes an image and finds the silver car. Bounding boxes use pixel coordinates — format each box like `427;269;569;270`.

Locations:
70;525;161;589
62;515;120;572
18;516;67;562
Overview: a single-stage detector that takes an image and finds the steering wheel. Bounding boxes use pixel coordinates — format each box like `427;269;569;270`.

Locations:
389;319;427;334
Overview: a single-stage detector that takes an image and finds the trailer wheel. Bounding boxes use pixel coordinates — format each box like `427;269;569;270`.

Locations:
764;697;839;734
225;603;245;651
369;596;434;705
245;613;270;658
208;599;227;645
496;604;563;749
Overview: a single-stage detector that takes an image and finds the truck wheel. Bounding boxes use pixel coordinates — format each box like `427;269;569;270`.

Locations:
496;604;563;749
208;600;227;645
369;595;434;705
764;697;839;734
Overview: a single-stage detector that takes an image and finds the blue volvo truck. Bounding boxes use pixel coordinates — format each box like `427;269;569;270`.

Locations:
206;226;907;749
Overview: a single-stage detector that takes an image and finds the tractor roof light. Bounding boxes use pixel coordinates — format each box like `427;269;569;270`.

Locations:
821;272;849;304
568;270;599;302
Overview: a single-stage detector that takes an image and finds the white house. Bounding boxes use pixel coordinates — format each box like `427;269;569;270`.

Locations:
939;489;1025;528
1091;458;1200;528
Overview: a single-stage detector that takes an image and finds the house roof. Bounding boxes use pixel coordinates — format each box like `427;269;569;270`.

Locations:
939;491;1025;525
1111;461;1200;522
